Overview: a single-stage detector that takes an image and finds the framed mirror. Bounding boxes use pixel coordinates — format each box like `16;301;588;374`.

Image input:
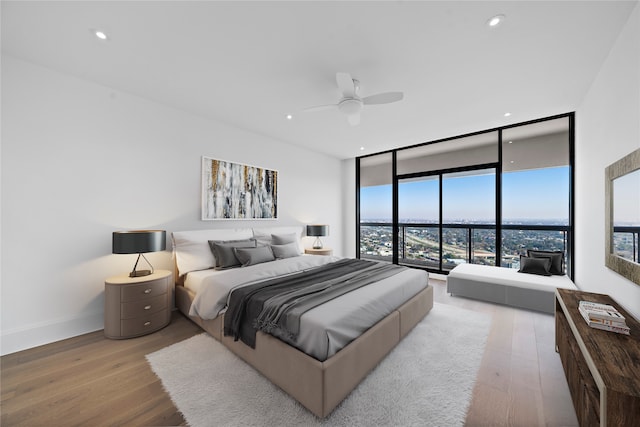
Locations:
605;148;640;285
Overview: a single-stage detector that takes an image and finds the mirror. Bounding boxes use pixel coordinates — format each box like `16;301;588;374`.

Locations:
613;170;640;261
605;148;640;285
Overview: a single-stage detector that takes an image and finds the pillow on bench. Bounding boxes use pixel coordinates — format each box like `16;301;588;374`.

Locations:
518;255;552;276
527;250;564;275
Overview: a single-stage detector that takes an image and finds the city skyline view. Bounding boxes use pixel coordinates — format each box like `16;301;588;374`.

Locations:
360;166;572;271
361;166;571;224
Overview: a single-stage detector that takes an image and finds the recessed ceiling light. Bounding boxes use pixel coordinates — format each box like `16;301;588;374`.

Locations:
360;147;365;151
487;14;505;28
504;112;511;117
508;140;513;144
510;160;515;164
286;114;293;120
92;29;109;40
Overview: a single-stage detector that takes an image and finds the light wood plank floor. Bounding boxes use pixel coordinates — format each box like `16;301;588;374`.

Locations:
1;279;578;426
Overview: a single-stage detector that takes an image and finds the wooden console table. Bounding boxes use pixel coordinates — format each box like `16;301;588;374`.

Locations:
555;288;640;426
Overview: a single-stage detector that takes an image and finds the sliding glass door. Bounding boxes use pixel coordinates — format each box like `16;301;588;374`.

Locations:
396;168;496;270
398;176;440;269
442;169;496;270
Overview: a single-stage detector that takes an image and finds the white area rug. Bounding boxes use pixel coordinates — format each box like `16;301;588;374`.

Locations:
146;303;490;427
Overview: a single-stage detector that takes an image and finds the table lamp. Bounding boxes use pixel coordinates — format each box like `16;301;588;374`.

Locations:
306;225;329;249
112;230;166;277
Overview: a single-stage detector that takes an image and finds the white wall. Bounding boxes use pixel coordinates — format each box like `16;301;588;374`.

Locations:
575;4;640;319
0;56;344;355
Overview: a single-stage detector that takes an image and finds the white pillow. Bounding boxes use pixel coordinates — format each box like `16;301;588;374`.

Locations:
172;228;253;276
252;226;304;254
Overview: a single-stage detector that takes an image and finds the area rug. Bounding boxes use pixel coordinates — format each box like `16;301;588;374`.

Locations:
146;303;490;427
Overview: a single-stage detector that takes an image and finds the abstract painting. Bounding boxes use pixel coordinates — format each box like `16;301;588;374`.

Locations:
202;157;278;220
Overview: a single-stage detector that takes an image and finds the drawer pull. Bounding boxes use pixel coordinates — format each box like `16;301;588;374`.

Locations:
144;305;152;310
144;321;151;327
144;288;152;294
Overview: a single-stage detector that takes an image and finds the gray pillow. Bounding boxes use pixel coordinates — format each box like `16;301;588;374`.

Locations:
271;233;297;245
271;242;300;259
527;250;565;275
208;239;256;269
518;255;552;276
234;246;275;267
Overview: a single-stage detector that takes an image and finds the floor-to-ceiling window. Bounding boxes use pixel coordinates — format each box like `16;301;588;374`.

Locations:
357;113;574;277
358;153;393;262
501;117;571;272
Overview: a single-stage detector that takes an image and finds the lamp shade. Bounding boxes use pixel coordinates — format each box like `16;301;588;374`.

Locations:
112;230;166;254
306;225;329;237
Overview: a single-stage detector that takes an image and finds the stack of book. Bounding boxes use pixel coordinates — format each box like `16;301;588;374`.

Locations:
578;301;630;335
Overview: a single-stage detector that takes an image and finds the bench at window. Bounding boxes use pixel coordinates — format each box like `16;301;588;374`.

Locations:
447;263;577;314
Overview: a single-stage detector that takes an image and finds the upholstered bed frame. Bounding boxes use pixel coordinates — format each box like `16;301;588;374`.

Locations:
174;274;433;418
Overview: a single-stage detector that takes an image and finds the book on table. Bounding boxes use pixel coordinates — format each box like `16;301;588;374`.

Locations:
578;300;630;335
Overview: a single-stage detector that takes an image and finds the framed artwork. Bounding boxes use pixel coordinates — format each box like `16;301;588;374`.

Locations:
202;156;278;220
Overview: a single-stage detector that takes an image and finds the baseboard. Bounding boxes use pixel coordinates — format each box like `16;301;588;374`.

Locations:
1;311;103;356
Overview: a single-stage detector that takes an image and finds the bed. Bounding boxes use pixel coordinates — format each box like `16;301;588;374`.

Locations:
172;226;433;418
447;263;577;314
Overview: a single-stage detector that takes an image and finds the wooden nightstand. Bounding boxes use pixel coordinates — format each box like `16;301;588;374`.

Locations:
305;248;333;256
104;270;172;339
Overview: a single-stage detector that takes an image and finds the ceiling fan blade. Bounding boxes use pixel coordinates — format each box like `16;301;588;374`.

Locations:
362;91;404;105
336;72;356;98
303;104;338;112
347;114;361;126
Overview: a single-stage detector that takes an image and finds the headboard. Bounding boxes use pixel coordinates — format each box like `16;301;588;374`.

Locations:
171;226;305;285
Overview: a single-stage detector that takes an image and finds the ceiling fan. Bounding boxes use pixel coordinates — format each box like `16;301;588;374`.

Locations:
304;72;404;126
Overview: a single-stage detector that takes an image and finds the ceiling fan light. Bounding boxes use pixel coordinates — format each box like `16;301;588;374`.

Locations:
338;99;362;116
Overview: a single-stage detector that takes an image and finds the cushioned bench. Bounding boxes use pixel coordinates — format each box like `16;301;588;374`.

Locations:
446;263;577;314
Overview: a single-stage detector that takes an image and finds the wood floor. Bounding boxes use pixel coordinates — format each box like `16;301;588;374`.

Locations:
1;279;578;426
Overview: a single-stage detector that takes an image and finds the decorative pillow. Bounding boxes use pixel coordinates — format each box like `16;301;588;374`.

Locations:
518;255;552;276
234;246;276;267
527;250;564;275
172;229;253;276
252;226;304;254
208;239;256;269
271;233;297;245
271;242;300;259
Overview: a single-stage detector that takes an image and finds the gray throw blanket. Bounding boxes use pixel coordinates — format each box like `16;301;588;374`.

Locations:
223;259;405;349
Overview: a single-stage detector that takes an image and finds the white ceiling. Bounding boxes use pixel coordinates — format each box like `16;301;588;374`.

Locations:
1;1;637;159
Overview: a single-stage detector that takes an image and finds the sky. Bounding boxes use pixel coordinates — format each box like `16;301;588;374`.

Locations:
361;166;570;223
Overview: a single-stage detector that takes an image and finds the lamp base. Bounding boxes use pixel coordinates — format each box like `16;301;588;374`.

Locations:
129;269;151;278
129;253;154;277
312;237;323;249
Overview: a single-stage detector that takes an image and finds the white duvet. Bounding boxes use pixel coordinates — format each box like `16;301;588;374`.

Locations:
187;256;429;361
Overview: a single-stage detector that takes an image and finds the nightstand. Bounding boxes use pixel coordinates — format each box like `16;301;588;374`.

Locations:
104;270;172;339
305;248;333;256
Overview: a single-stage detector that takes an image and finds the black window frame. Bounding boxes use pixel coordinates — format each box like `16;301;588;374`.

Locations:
356;112;575;280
